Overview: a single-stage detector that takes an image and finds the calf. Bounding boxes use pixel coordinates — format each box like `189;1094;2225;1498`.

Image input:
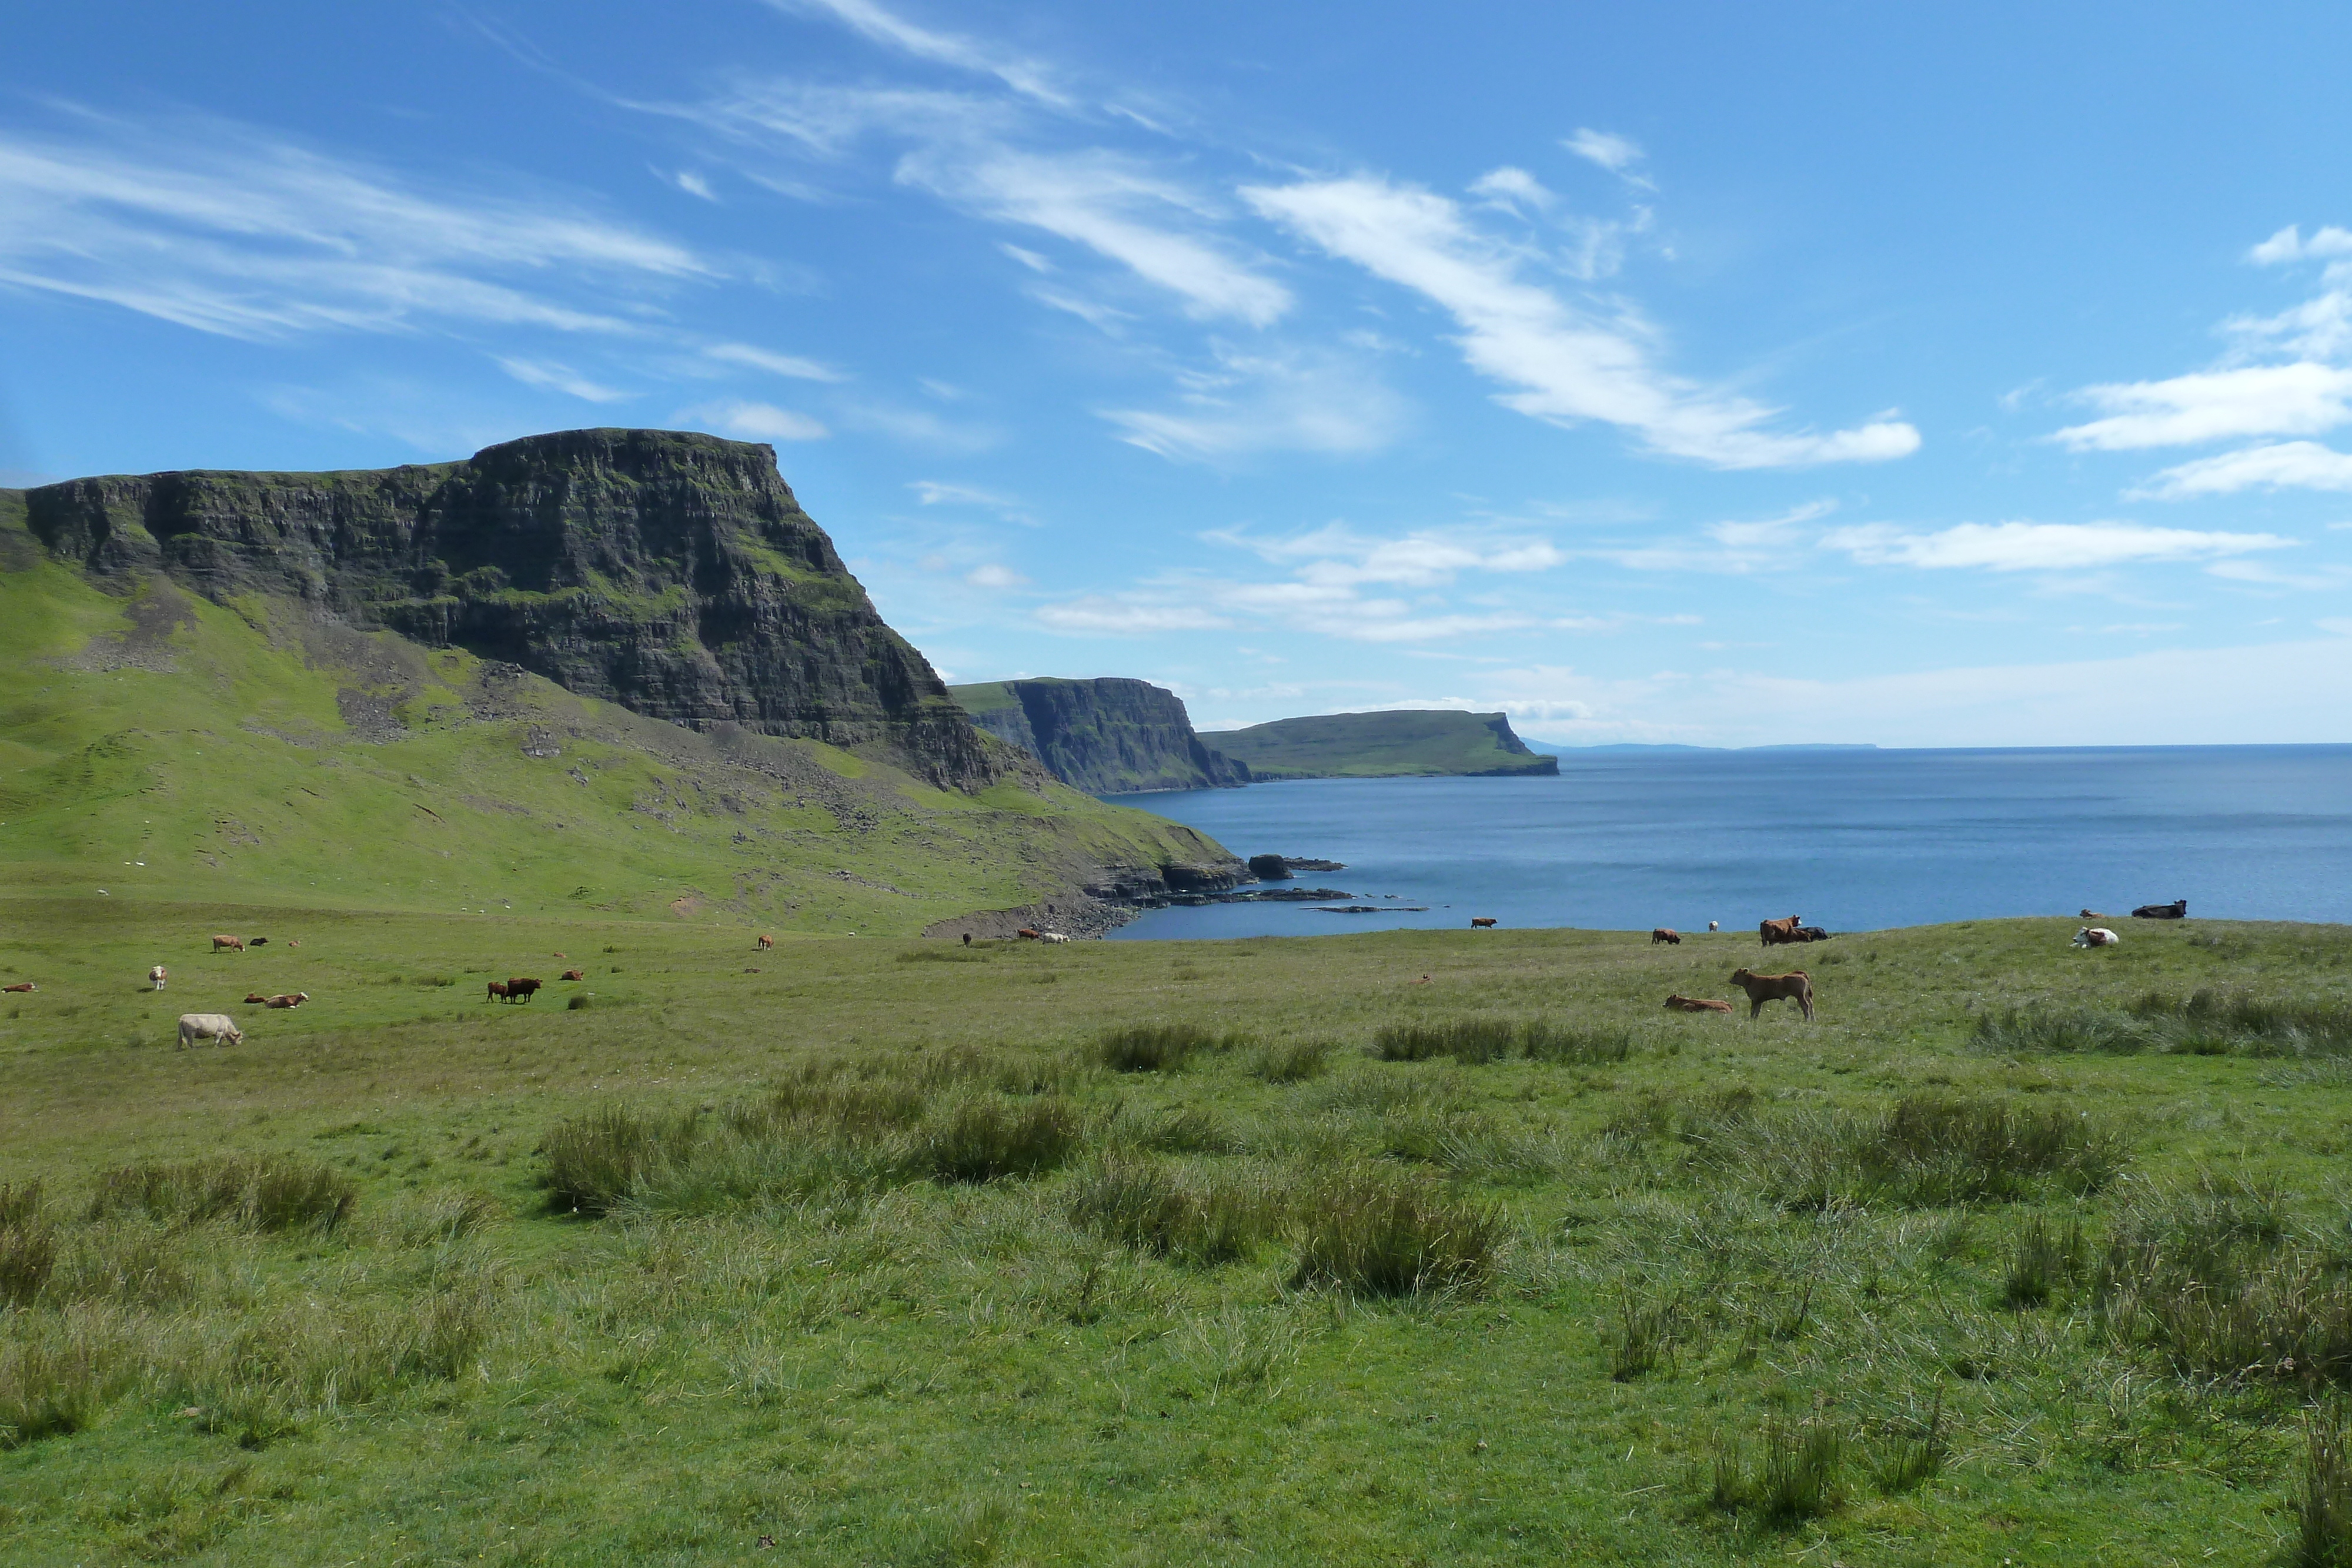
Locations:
1729;967;1815;1021
244;992;269;1004
1471;917;1499;929
2;982;34;994
177;1013;244;1048
757;934;775;950
1663;994;1734;1014
1041;932;1071;944
1792;926;1830;942
2073;927;2120;948
2132;900;2189;920
1758;916;1803;947
504;977;543;1004
560;968;586;981
248;937;268;947
486;980;511;1002
149;965;168;991
1651;928;1681;945
211;934;245;953
264;992;308;1009
1016;928;1042;941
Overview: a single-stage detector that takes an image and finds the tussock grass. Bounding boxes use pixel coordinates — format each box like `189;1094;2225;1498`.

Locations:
0;1309;125;1447
2297;1405;2352;1568
542;1105;694;1215
1;1180;55;1308
917;1096;1083;1183
1975;989;2352;1059
1738;1094;2127;1209
1708;1419;1844;1523
1247;1037;1334;1084
1068;1153;1284;1264
1091;1022;1231;1072
2000;1215;2086;1309
1373;1016;1635;1066
87;1154;355;1233
1290;1167;1502;1296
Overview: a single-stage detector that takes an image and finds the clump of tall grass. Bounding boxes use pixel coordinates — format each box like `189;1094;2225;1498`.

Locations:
0;1309;128;1448
2294;1405;2352;1567
2096;1172;2352;1386
1601;1088;1758;1152
1708;1419;1845;1523
1119;1104;1245;1156
916;1097;1082;1183
87;1154;355;1233
1247;1038;1335;1084
2000;1216;2087;1309
543;1105;698;1215
1975;989;2352;1059
1290;1168;1502;1296
1372;1016;1635;1066
1068;1154;1284;1264
0;1181;54;1308
1090;1023;1235;1072
1737;1094;2127;1209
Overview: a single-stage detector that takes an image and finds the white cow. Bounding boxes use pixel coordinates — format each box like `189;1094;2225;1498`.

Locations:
1040;931;1072;944
2072;927;2120;949
149;965;168;990
177;1013;244;1048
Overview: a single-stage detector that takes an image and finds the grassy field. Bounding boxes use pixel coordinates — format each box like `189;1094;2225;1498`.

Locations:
6;901;2352;1564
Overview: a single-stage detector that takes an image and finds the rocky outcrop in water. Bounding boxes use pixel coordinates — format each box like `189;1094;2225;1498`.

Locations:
26;429;1002;790
948;677;1248;794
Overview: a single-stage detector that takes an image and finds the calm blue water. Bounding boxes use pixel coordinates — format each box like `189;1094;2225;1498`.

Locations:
1105;746;2352;940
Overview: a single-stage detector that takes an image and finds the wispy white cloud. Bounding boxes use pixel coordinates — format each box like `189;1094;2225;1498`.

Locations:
1101;342;1408;460
670;169;718;202
1822;520;2292;572
1562;128;1651;186
0;108;711;343
1214;522;1563;587
1468;166;1552;213
909;480;1037;525
703;342;845;381
771;0;1071;108
2052;363;2352;450
1035;596;1232;634
1241;175;1917;469
495;357;630;403
674;399;830;441
963;563;1028;589
2134;439;2352;497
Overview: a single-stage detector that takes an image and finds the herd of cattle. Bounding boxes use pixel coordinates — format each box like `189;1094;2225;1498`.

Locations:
8;897;2197;1045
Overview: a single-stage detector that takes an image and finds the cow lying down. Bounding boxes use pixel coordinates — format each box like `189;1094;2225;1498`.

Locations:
1663;994;1733;1014
2073;927;2120;948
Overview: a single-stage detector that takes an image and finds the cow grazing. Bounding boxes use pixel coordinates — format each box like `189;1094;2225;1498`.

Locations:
2073;927;2120;948
2132;900;2189;921
486;981;511;1002
177;1014;244;1049
1708;921;1720;932
1663;994;1735;1014
2;982;34;994
149;965;168;991
560;968;586;981
1758;916;1803;947
1729;968;1815;1021
244;992;269;1004
1016;928;1041;941
1651;928;1681;945
504;978;543;1004
1471;917;1499;929
248;937;268;947
211;935;245;953
264;992;308;1009
757;934;775;950
961;932;973;947
1041;932;1071;944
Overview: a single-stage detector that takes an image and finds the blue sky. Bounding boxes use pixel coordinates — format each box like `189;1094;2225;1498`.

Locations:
6;1;2352;746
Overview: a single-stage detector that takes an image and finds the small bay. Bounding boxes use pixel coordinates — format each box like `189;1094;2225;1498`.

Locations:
1105;744;2352;940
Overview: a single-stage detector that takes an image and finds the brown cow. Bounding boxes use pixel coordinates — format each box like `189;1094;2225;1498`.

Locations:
1758;916;1803;947
244;992;269;1004
757;934;775;950
1471;917;1498;929
504;978;543;1004
1651;928;1681;945
264;992;308;1009
1016;928;1042;941
1663;994;1734;1014
4;982;35;993
1730;968;1814;1021
560;968;586;981
211;934;245;953
486;980;511;1002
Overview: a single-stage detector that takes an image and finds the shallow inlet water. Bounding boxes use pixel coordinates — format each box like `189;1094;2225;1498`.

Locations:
1103;744;2352;940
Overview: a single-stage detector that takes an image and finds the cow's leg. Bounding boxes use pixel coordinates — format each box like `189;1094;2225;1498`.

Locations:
1750;997;1765;1019
1801;993;1815;1022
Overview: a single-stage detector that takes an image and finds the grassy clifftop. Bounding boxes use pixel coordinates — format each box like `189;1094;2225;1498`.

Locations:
0;500;1237;934
1206;708;1558;780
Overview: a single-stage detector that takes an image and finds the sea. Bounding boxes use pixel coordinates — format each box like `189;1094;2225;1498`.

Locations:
1102;745;2352;941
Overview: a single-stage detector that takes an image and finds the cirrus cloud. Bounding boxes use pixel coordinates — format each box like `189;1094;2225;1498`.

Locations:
1821;520;2293;572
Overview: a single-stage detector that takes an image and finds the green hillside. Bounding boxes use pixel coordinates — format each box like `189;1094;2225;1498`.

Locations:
0;492;1234;935
1205;708;1558;780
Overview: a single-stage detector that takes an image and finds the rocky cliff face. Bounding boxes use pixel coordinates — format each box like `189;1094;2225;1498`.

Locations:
26;429;1004;790
948;677;1249;794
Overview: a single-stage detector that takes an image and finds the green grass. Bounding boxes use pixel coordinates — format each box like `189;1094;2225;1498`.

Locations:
6;905;2352;1562
1201;708;1556;780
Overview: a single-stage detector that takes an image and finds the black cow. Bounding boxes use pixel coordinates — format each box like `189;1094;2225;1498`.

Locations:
2130;900;2188;921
